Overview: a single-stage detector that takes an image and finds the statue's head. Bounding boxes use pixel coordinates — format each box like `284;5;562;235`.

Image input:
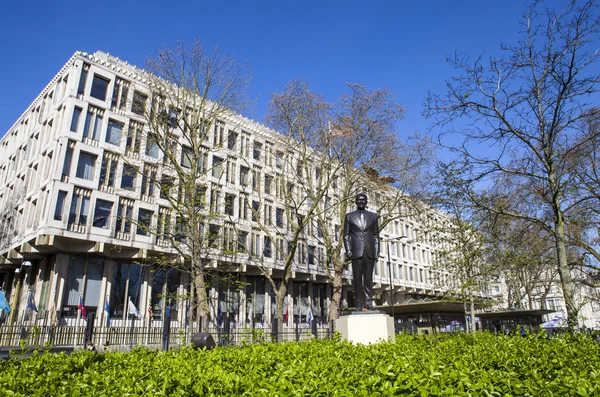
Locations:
355;193;368;210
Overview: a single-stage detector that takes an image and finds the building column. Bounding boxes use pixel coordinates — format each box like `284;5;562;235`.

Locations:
52;253;70;323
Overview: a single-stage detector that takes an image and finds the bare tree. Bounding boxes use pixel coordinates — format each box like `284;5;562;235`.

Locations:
268;81;432;321
424;0;600;328
128;39;251;340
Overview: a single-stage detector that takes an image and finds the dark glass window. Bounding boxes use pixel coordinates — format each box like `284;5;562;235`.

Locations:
70;107;82;132
90;75;110;101
93;199;112;228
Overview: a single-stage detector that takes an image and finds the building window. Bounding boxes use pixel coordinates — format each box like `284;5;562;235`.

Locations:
68;188;91;226
253;142;262;161
132;91;147;115
252;201;259;222
252;169;260;192
77;63;89;96
227;130;237;150
275;151;284;169
90;74;110;101
62;141;75;179
276;208;284;228
92;199;112;229
111;77;130;110
181;146;193;168
140;165;157;199
115;199;134;237
76;152;97;180
160;176;174;199
99;152;118;190
225;193;235;216
126;120;143;154
121;164;137;190
238;231;248;253
156;207;171;240
54;190;68;221
137;208;153;236
105;120;123;146
214;122;225;146
308;246;315;265
70;107;82;132
208;224;220;247
263;236;272;258
82;106;104;141
239;166;250;187
62;256;104;317
145;137;159;158
240;132;250;158
264;175;273;195
110;262;143;320
264;202;272;225
212;156;224;178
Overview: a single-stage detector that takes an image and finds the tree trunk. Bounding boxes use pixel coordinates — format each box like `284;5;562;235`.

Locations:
275;288;286;333
554;209;578;329
470;295;476;333
328;262;344;322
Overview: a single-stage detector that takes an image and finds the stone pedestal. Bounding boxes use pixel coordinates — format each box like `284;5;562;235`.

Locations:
335;312;394;344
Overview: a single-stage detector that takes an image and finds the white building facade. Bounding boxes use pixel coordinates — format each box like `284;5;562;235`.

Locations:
0;51;478;331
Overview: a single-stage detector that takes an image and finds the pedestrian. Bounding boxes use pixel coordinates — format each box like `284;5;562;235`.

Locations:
85;340;98;354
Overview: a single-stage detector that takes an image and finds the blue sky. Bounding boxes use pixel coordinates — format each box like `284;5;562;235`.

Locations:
0;0;566;138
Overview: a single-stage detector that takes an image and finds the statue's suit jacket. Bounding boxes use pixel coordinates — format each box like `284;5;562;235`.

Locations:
343;210;380;260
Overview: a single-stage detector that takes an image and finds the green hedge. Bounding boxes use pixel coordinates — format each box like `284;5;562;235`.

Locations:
1;333;599;396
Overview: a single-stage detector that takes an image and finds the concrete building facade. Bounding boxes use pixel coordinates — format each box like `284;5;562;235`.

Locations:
0;51;453;330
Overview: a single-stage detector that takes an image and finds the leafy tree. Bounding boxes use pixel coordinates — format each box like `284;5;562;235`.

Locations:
130;39;251;340
425;0;600;328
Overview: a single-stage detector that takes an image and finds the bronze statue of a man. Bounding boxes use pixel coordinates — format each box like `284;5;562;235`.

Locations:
343;193;380;311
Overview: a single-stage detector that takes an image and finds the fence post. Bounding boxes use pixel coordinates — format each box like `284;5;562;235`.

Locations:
162;310;171;351
85;312;95;344
295;319;299;342
311;319;317;338
271;317;278;342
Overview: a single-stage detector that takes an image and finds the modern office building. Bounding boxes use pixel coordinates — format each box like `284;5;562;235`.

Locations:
0;51;454;331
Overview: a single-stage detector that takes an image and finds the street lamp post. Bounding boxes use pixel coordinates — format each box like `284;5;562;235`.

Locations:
385;236;407;331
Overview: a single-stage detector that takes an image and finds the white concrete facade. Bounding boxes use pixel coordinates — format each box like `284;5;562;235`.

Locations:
0;51;468;328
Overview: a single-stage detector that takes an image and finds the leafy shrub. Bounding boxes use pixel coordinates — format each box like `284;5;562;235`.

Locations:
0;332;598;396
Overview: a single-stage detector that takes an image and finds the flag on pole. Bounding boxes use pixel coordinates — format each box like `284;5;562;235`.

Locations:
283;307;288;323
79;295;87;320
27;292;38;312
147;299;153;319
307;307;314;323
104;298;111;327
128;298;141;318
165;299;172;318
0;290;10;314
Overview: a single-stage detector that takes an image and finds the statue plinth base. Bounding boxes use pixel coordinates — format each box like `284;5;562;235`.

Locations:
335;312;394;344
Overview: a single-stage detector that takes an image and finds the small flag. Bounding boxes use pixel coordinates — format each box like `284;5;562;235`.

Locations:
283;307;288;323
165;299;172;318
217;305;223;327
147;299;152;319
79;295;87;320
104;298;111;327
307;307;314;323
27;292;38;312
128;298;141;318
0;290;11;314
